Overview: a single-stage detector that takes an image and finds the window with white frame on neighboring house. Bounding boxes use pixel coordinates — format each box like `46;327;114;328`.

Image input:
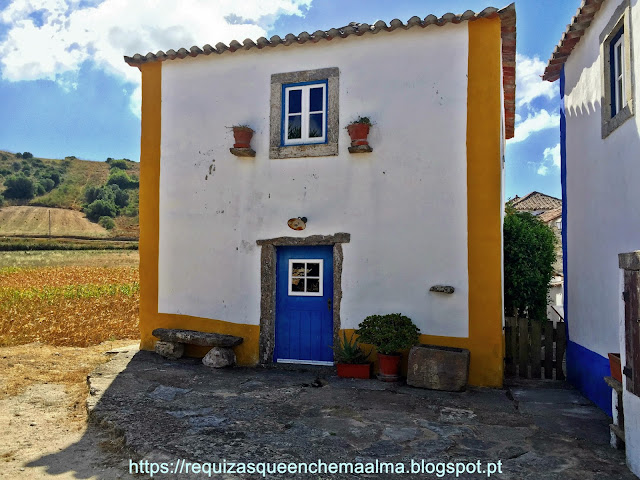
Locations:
282;81;327;146
270;68;339;159
600;0;634;138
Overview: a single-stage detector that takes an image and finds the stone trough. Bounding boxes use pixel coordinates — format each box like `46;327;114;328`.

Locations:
152;328;243;368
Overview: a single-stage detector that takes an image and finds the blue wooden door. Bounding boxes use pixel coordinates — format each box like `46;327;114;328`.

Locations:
274;246;334;364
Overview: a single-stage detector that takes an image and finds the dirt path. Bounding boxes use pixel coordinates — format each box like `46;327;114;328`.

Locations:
0;343;138;479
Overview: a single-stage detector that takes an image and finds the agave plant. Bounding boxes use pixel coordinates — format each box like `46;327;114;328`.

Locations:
331;331;371;364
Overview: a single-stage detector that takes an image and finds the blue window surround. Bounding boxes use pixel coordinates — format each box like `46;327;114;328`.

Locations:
610;26;625;117
280;80;329;147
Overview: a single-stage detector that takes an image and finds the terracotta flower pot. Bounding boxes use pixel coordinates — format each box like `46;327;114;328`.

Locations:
232;127;253;148
609;353;622;383
347;123;370;147
378;353;402;382
336;363;372;379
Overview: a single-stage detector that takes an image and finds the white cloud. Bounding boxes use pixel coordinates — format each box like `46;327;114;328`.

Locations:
515;52;558;108
537;143;561;176
0;0;312;116
509;109;560;144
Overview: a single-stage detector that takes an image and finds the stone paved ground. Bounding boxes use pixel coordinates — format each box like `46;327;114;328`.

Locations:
41;348;637;479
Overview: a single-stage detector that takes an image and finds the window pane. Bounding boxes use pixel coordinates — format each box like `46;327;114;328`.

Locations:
288;89;302;114
307;279;320;293
288;115;302;139
616;44;623;74
309;87;324;112
307;262;320;277
292;263;306;276
309;113;323;138
291;278;304;292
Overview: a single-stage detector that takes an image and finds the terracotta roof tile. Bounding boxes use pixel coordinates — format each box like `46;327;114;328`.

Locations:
511;191;562;211
543;0;606;82
537;207;563;223
124;4;516;139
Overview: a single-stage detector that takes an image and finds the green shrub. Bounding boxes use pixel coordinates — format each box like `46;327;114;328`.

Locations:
504;207;557;320
21;165;31;176
21;152;33;159
35;183;46;196
84;199;116;221
15;153;22;159
109;159;129;170
98;216;116;230
111;185;129;208
40;178;55;192
11;162;21;172
0;168;12;176
356;313;420;355
106;169;136;189
3;174;35;199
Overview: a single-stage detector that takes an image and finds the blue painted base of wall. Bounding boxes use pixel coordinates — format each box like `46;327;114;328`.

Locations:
566;341;612;416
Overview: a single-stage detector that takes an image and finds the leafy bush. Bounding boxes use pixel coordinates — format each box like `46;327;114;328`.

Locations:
21;152;33;159
98;216;116;230
504;207;557;320
3;174;35;199
84;199;116;221
111;185;129;208
107;169;137;189
21;165;31;176
35;183;46;196
109;159;129;170
11;162;21;172
356;313;420;355
0;168;12;176
39;178;55;192
15;152;22;159
331;332;370;364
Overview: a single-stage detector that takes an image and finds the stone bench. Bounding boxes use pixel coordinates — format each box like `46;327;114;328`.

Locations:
152;328;243;368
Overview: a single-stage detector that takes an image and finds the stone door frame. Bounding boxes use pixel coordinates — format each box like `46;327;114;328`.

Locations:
256;233;350;364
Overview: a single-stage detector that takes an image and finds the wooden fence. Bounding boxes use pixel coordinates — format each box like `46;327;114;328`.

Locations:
504;317;567;380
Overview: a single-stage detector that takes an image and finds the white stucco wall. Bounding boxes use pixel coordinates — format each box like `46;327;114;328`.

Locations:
565;0;640;474
564;0;640;358
157;23;471;338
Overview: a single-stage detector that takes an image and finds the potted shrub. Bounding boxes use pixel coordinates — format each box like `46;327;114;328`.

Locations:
356;313;420;382
231;125;254;148
346;116;373;151
331;332;371;379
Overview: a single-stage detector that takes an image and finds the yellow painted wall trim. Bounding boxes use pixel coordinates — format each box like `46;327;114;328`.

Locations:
466;17;504;387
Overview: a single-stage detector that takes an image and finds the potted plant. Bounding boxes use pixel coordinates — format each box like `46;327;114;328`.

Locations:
331;332;371;379
231;125;254;148
356;313;420;382
346;116;373;152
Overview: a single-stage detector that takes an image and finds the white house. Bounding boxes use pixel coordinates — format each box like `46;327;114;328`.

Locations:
126;4;516;388
544;0;640;474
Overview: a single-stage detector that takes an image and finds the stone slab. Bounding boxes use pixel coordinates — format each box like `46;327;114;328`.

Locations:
154;340;184;360
152;328;243;347
406;344;470;391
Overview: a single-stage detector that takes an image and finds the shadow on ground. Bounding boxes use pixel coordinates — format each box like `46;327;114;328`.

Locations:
28;348;635;480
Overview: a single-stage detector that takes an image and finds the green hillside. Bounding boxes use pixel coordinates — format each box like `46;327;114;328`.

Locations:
0;151;139;238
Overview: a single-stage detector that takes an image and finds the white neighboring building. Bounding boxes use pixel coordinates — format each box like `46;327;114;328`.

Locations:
544;0;640;475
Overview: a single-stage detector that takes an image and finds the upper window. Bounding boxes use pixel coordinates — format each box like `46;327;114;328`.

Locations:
270;68;339;159
283;81;327;146
611;28;625;117
600;0;634;138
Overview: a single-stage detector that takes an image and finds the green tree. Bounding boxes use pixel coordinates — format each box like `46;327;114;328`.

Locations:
109;159;129;170
503;206;557;320
22;152;33;159
40;178;55;192
84;199;117;221
98;216;116;230
3;175;35;199
107;169;136;189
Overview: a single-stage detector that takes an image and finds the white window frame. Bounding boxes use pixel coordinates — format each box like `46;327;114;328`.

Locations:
283;83;327;146
288;259;323;297
613;35;625;115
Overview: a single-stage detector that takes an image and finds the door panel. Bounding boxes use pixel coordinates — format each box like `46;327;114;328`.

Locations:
275;246;333;364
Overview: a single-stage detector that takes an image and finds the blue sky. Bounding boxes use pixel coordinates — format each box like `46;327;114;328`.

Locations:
0;0;579;199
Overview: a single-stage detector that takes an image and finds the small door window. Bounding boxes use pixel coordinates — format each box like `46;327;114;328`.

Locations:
288;259;323;296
